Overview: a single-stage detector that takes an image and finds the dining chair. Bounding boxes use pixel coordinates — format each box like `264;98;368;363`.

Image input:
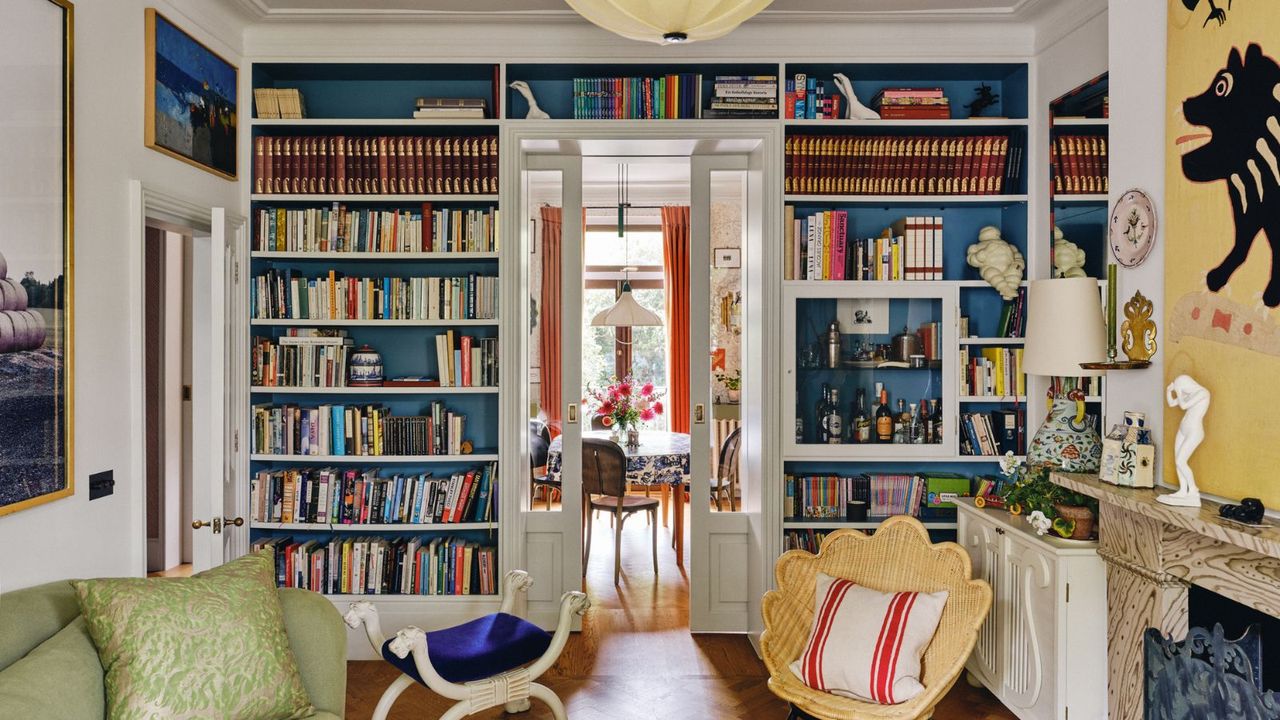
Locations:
712;426;742;512
529;419;558;510
582;437;659;585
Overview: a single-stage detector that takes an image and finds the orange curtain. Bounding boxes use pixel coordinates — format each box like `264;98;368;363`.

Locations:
538;206;563;437
661;206;691;434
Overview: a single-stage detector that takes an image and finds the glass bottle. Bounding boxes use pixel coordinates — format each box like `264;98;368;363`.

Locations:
918;398;932;445
852;388;870;444
909;402;922;444
894;399;909;444
826;388;843;444
930;399;942;443
816;383;831;444
875;388;893;443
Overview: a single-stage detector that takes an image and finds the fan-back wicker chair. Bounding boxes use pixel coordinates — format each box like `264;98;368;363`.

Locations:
761;516;992;720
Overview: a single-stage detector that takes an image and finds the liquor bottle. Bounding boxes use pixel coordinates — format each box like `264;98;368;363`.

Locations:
909;403;922;444
796;417;804;444
816;383;831;444
930;399;942;443
852;388;870;444
919;397;933;444
875;388;893;443
894;399;910;444
826;388;843;444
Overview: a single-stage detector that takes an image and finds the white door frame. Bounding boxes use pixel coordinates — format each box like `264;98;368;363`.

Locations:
128;182;249;575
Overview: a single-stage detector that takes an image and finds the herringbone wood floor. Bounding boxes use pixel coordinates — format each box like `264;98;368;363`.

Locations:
346;508;1015;720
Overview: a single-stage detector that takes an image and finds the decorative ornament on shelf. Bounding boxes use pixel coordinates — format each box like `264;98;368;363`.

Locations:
966;225;1025;301
1160;374;1210;508
563;0;774;45
1099;411;1156;488
508;81;550;119
1120;290;1158;362
1219;498;1266;527
965;82;1001;118
1080;264;1154;370
831;73;880;120
347;345;384;387
1052;227;1087;278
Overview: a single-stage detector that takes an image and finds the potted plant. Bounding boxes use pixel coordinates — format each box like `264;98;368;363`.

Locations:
716;370;741;403
584;375;664;447
999;453;1098;540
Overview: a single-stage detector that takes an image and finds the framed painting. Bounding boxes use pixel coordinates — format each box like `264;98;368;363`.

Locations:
0;0;74;516
144;8;237;180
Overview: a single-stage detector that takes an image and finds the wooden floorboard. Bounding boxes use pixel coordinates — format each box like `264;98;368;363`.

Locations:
346;507;1015;719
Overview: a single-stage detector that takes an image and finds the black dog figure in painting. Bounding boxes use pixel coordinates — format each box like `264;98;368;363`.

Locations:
1180;43;1280;307
1182;0;1231;28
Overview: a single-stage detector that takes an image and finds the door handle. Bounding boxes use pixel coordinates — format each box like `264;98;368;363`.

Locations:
224;516;244;528
694;403;706;424
192;518;223;534
567;403;578;424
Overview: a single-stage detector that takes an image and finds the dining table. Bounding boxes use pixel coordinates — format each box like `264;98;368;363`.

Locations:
546;429;692;567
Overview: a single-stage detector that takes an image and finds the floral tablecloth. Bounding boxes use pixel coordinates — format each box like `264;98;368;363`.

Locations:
546;430;690;486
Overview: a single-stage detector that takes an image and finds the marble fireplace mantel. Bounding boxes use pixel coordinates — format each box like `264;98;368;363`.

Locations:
1052;472;1280;720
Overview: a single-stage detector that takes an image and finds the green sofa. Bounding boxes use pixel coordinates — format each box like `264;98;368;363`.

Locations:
0;580;347;719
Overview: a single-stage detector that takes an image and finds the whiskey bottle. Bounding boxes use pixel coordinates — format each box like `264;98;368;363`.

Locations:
816;383;831;444
918;398;932;445
826;387;843;444
875;389;893;443
894;399;909;444
909;402;922;444
852;388;870;444
930;399;942;444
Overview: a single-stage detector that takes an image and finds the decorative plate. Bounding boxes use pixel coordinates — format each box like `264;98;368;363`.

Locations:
1109;189;1158;267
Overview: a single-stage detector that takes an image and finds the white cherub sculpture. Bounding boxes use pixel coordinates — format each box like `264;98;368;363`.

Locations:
832;73;880;120
509;81;551;120
1160;374;1210;507
1053;226;1087;278
966;225;1025;301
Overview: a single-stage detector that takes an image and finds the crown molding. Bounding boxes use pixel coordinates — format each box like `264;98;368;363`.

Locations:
1031;0;1108;53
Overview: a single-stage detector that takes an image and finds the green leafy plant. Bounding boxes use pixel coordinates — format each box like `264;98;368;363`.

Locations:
716;370;741;391
999;455;1098;538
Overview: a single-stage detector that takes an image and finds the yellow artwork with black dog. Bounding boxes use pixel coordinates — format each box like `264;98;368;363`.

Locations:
1166;0;1280;506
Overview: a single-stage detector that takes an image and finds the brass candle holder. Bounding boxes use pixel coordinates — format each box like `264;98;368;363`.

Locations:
1081;276;1155;370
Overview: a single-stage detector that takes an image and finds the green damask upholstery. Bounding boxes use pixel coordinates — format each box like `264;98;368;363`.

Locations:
0;577;346;718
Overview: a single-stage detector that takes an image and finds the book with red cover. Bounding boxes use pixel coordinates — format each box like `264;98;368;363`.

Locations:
460;335;472;386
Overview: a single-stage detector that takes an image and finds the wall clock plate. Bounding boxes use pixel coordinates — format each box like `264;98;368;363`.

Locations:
1109;189;1158;268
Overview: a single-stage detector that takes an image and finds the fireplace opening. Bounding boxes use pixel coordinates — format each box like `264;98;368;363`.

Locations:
1189;584;1280;691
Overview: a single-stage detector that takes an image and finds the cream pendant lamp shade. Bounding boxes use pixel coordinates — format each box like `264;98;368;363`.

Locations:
1023;277;1109;377
592;282;664;326
564;0;775;44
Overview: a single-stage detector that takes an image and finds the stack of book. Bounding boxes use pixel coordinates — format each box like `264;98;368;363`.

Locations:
784;209;944;281
251;270;498;321
783;529;835;552
959;410;1023;457
413;97;488;120
959;346;1026;397
255;534;499;595
251;401;471;457
253;204;499;255
433;330;499;388
571;74;703;119
707;75;777;118
252;331;353;388
784;74;842;120
254;87;307;119
1051;134;1109;194
785;134;1018;195
871;87;950;120
252;135;498;195
250;461;497;525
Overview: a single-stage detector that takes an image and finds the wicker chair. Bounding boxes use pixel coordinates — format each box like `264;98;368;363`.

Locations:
761;517;992;720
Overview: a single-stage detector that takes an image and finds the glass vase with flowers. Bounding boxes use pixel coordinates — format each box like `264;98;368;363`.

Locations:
585;375;664;447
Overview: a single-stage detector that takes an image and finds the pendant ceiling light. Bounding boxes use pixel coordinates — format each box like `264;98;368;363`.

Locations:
564;0;774;45
592;165;663;327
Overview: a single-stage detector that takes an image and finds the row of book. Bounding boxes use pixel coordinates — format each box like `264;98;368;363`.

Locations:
783;529;835;552
433;331;498;388
251;334;351;388
250;462;497;526
785;134;1020;196
784;209;944;281
872;87;951;120
1051;134;1109;195
784;74;841;120
253;204;499;254
960;346;1026;398
959;410;1023;457
254;87;307;119
252;135;498;196
783;472;972;520
251;270;498;321
251;402;471;457
254;535;498;596
707;75;777;119
571;74;704;119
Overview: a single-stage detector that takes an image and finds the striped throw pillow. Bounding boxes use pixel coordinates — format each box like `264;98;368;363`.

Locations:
789;573;948;704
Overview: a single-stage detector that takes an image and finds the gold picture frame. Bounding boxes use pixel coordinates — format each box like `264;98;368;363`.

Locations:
144;8;237;180
0;0;75;516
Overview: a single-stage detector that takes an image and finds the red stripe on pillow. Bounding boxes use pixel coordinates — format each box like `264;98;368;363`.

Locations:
870;591;917;703
881;592;919;704
802;578;856;689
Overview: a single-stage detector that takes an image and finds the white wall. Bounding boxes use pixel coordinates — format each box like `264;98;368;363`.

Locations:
0;0;247;591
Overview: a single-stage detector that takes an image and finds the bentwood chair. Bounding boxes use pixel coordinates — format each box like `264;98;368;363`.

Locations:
761;517;992;720
528;419;559;510
345;571;588;720
712;426;743;512
582;437;659;585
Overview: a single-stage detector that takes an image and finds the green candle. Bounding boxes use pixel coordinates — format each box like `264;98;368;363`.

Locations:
1107;263;1117;359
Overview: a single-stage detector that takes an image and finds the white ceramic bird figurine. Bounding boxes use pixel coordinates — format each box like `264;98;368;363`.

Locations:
832;73;880;120
509;81;550;119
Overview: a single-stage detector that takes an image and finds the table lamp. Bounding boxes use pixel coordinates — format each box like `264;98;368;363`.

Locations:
1023;277;1108;472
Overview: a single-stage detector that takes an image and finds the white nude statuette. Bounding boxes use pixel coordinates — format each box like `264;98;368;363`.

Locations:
832;73;880;120
509;81;551;119
1160;374;1210;507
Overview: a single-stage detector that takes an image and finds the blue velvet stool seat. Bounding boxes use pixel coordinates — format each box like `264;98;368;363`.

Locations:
381;612;553;685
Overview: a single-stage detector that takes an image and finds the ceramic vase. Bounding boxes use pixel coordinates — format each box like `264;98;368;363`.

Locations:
1027;398;1102;473
348;344;384;387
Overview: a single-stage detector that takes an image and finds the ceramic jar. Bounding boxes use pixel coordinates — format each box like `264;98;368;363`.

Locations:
1027;398;1102;473
348;344;384;387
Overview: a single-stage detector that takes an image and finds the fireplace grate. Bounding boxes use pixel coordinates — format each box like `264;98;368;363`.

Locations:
1144;624;1280;719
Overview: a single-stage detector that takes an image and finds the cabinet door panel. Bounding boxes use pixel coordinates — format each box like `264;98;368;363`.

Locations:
1001;535;1056;720
960;512;1002;686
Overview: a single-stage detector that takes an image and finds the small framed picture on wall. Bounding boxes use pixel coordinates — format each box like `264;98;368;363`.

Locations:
713;247;741;268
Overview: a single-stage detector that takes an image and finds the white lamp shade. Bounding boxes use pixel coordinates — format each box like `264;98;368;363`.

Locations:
590;287;663;326
1023;277;1108;377
564;0;774;44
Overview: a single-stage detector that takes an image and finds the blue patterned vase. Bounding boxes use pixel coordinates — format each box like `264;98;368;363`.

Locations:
348;344;384;387
1027;397;1102;473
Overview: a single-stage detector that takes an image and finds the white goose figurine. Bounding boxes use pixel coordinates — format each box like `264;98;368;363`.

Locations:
509;81;551;119
833;73;880;120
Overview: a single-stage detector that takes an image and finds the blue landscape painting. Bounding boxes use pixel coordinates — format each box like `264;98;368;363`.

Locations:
152;13;236;176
